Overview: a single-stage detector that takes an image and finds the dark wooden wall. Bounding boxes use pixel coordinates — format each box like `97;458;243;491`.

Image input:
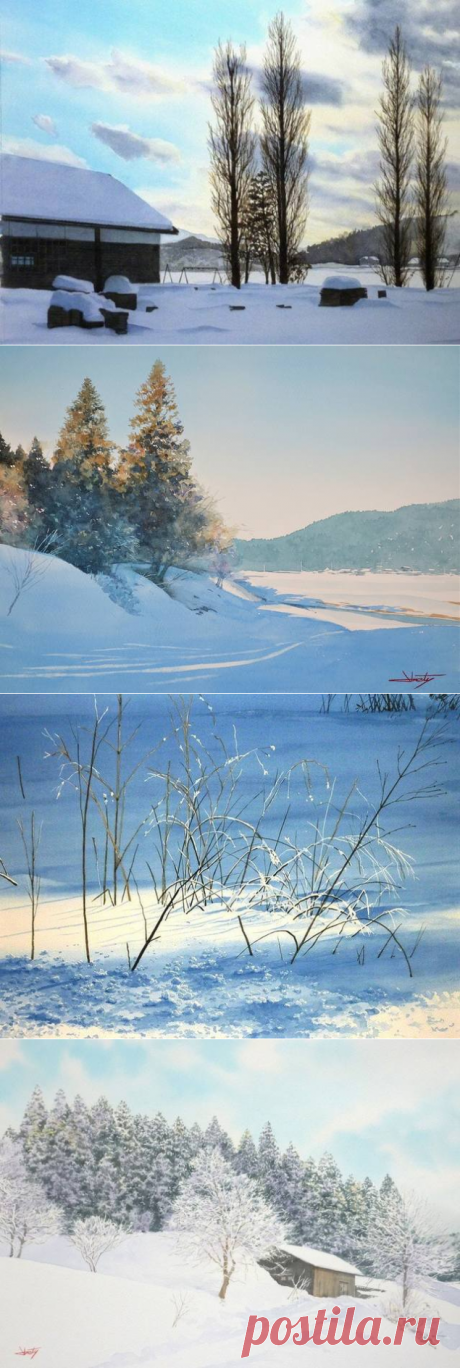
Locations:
1;233;160;289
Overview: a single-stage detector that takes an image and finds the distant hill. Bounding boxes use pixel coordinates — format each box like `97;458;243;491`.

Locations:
306;220;459;266
234;500;460;573
160;234;224;271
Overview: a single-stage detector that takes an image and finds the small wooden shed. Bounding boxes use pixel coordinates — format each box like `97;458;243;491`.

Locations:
260;1244;360;1298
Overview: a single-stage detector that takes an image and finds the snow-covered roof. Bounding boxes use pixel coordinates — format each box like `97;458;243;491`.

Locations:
277;1244;361;1276
0;155;177;234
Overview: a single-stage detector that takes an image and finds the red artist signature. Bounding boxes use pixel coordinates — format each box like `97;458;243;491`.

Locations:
15;1352;40;1360
388;670;446;689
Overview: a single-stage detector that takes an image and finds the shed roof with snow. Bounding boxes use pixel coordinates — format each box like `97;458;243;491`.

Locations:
0;154;177;234
279;1244;361;1276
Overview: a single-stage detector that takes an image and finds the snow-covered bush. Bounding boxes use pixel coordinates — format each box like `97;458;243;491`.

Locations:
70;1215;128;1272
169;1146;285;1299
0;1137;63;1257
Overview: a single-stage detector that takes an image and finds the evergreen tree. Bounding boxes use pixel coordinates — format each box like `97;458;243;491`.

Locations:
45;378;133;574
277;1142;310;1241
258;1122;283;1210
0;432;16;468
242;173;277;284
23;437;51;522
307;1152;348;1253
117;361;222;583
235;1129;259;1179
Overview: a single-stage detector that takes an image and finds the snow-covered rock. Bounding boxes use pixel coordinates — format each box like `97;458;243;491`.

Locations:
322;275;364;290
49;289;105;321
104;275;137;293
51;275;94;293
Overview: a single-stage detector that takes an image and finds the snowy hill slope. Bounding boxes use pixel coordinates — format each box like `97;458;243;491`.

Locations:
1;543;459;691
1;1234;458;1368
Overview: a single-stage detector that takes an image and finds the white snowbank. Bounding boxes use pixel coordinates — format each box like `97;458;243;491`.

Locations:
52;275;94;293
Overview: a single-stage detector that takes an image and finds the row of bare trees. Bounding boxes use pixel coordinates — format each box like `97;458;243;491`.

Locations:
209;13;310;287
208;11;451;291
373;26;449;289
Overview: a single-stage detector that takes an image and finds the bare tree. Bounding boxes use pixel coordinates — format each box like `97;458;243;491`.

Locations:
169;1147;284;1300
375;26;414;286
367;1182;455;1311
260;12;311;284
17;812;42;961
415;67;449;290
70;1215;128;1272
0;1138;63;1257
3;534;57;617
209;42;256;288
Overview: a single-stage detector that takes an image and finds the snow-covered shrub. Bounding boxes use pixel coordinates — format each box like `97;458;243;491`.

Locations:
169;1146;285;1299
70;1215;128;1272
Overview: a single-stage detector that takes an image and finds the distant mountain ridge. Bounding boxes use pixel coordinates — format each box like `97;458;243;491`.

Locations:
234;500;460;573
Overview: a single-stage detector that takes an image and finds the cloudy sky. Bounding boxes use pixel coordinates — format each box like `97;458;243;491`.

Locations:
0;345;458;537
0;1039;458;1225
2;0;459;243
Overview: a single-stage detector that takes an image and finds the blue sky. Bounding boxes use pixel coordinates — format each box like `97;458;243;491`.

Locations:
0;1039;458;1224
2;0;459;242
0;345;458;537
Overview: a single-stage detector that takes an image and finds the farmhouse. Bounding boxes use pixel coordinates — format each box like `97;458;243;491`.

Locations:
260;1244;360;1298
0;154;177;290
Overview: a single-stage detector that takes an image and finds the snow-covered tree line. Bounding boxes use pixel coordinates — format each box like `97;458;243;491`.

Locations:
0;363;231;583
1;1096;455;1293
2;1086;450;1280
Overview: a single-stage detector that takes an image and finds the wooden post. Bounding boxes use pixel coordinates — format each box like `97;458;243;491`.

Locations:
94;226;103;292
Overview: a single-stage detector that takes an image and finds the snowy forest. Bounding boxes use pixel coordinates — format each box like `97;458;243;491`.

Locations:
0;362;231;587
1;1086;457;1292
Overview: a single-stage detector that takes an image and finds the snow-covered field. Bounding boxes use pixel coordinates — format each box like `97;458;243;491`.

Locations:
0;546;458;691
1;695;458;1037
1;1234;458;1368
1;268;459;345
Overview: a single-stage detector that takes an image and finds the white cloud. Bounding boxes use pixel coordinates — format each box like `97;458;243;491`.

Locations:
2;136;87;168
0;49;32;66
91;122;181;164
32;114;58;137
45;48;187;100
0;1042;24;1071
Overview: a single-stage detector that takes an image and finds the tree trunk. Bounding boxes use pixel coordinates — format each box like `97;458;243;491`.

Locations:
218;1273;231;1300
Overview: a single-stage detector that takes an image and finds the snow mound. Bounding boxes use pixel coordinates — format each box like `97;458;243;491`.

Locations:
104;275;137;293
322;275;363;289
52;275;94;293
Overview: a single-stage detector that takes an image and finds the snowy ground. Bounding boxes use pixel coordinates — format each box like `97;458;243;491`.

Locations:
1;697;458;1037
1;267;460;345
1;1234;458;1368
0;546;458;691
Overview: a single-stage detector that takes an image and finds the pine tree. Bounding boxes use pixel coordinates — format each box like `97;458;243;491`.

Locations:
23;437;51;521
277;1142;309;1241
258;1122;283;1210
307;1153;348;1253
0;432;16;467
242;173;277;284
235;1129;259;1179
0;432;28;543
45;378;132;574
117;361;221;583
